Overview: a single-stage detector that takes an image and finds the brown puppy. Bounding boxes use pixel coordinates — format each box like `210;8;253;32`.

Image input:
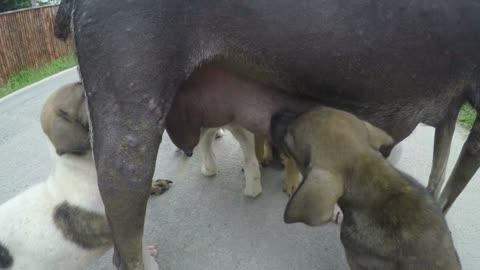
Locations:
272;107;460;270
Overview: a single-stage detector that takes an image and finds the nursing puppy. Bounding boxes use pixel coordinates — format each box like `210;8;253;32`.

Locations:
166;64;316;197
170;64;403;199
0;82;169;270
272;107;460;269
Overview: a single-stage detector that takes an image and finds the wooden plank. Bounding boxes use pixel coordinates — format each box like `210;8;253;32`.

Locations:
0;5;74;86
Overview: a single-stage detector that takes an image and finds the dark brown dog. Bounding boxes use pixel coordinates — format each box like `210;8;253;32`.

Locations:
272;107;461;270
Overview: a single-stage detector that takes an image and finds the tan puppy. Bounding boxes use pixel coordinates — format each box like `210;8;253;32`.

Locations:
271;107;460;270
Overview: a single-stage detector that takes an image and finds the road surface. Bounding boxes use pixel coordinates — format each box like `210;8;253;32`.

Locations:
0;68;479;269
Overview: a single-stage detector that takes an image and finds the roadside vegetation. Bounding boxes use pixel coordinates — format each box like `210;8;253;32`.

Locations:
0;54;76;99
458;103;476;129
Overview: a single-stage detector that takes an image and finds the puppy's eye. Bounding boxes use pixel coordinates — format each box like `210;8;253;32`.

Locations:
58;109;72;123
76;119;90;132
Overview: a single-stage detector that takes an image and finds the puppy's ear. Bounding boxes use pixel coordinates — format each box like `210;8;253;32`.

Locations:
284;169;343;226
363;121;394;151
270;112;299;155
50;110;90;156
41;87;91;156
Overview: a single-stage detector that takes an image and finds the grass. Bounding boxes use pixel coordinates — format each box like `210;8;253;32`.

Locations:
0;54;77;99
458;103;476;130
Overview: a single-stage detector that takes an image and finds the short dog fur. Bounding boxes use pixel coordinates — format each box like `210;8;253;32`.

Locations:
272;107;460;269
0;83;169;270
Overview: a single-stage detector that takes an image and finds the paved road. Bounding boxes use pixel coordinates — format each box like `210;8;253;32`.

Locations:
0;68;479;269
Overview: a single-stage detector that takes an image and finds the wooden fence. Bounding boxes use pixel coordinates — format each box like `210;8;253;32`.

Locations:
0;5;74;86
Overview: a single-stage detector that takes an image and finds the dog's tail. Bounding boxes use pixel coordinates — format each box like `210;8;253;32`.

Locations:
54;0;75;41
0;242;13;269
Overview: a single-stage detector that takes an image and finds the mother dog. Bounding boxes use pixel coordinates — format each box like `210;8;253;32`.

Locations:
55;0;480;269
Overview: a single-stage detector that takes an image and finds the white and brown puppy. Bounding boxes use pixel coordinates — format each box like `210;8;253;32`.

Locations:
0;82;169;270
272;107;460;270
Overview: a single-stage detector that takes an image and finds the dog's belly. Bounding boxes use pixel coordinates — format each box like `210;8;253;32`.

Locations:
0;182;110;270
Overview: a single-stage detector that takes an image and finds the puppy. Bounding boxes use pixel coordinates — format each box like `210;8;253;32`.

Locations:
0;82;170;270
173;125;261;197
196;126;262;196
272;107;460;269
166;64;316;198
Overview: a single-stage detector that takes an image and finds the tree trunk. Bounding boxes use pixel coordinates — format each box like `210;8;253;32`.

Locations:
30;0;36;7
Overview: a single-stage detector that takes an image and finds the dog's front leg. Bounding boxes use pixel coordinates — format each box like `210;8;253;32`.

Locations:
199;128;219;177
229;126;262;197
282;156;302;196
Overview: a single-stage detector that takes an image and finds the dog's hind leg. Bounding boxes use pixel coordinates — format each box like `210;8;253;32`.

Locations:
255;135;266;165
215;128;226;138
282;156;302;196
262;140;274;167
427;111;458;198
199;128;219;177
228;125;262;197
439;91;480;213
439;112;480;213
73;4;186;266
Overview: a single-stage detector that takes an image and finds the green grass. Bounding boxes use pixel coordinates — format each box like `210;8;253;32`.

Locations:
458;103;476;130
0;54;77;99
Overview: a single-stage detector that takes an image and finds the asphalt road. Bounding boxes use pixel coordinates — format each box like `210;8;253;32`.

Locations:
0;68;479;269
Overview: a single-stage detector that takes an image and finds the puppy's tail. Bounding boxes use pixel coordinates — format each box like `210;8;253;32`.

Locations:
54;0;75;41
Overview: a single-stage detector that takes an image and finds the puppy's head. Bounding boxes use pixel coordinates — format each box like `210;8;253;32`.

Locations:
41;82;90;156
271;107;393;226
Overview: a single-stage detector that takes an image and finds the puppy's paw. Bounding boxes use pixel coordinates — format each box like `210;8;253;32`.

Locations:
150;179;173;195
260;158;272;167
283;183;297;197
215;128;225;139
148;245;159;258
201;164;217;177
244;179;262;198
332;204;343;225
283;175;301;197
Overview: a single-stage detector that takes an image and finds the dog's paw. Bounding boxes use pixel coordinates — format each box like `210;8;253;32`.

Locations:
150;179;173;195
244;178;262;198
283;175;301;197
283;183;297;197
260;159;272;167
201;163;217;177
332;204;343;225
148;245;159;258
215;128;225;139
